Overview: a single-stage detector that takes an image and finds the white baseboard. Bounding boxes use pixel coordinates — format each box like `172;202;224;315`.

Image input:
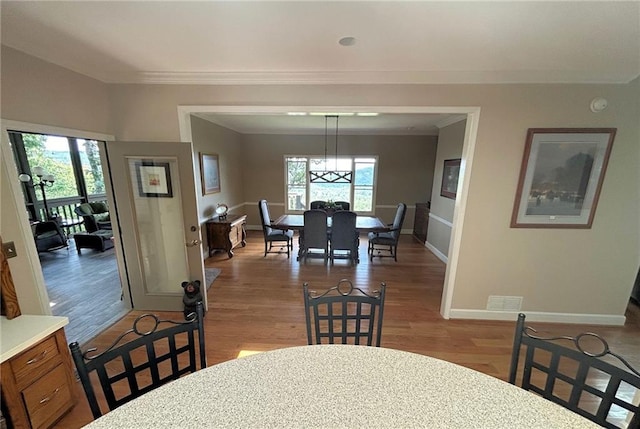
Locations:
448;309;626;326
425;241;448;263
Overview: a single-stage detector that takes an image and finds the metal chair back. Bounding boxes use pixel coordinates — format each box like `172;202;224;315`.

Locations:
69;302;206;419
509;313;640;429
303;279;386;346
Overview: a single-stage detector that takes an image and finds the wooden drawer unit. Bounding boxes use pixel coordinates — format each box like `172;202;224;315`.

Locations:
1;329;75;429
413;202;430;244
206;214;247;258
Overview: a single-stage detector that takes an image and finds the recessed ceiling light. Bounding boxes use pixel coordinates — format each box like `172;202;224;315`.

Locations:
287;112;307;116
309;112;355;116
338;37;356;47
356;112;379;117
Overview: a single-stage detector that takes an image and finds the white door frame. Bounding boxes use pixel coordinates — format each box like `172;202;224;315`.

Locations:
176;105;481;319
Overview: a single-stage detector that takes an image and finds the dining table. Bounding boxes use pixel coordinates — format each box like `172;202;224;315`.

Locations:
83;345;599;428
272;213;388;232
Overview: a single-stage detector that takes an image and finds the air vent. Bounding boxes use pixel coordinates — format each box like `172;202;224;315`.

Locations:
487;296;523;311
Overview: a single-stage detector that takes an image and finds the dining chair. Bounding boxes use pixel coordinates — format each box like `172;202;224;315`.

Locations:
303;279;386;346
368;202;407;262
310;200;327;210
299;209;329;264
329;210;359;265
69;301;206;419
258;199;294;258
334;201;350;210
508;313;640;429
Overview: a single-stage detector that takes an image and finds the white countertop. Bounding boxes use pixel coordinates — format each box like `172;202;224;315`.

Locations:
1;314;69;362
84;344;599;428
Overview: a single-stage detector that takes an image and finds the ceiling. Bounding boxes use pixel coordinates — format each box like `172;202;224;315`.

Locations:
2;1;638;135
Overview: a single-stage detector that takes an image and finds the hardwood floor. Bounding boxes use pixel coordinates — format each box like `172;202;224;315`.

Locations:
39;239;129;346
54;230;640;428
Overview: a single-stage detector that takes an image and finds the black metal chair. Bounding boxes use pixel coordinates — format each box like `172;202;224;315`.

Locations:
329;210;359;265
69;301;206;419
368;202;407;262
508;313;640;429
303;279;386;346
299;209;329;264
34;220;68;253
258;199;293;258
310;200;327;210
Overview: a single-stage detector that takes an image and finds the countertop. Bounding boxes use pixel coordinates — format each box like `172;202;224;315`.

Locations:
1;314;69;362
84;344;599;428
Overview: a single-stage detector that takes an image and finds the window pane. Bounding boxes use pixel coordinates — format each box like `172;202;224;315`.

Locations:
78;139;105;195
310;182;350;203
288;186;306;210
23;134;78;199
354;189;373;211
287;157;307;185
355;162;374;186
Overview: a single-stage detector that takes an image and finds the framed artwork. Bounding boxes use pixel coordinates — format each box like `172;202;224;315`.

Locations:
135;161;173;198
510;128;616;229
441;159;461;199
200;153;221;195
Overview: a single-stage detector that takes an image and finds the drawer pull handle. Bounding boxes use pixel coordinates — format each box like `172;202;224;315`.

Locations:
39;388;60;404
26;350;48;364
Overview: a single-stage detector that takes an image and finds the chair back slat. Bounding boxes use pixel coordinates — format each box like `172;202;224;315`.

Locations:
303;280;386;347
509;313;640;429
69;302;206;419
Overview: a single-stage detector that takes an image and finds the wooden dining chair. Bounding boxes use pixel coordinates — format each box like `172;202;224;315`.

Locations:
303;279;386;346
329;210;359;265
310;200;327;210
509;313;640;429
299;209;329;264
69;301;206;419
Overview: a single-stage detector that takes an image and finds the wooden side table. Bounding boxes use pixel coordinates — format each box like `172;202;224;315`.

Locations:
205;214;247;258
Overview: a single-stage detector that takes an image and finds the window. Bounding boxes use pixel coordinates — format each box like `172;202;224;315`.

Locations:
9;131;107;221
285;156;377;213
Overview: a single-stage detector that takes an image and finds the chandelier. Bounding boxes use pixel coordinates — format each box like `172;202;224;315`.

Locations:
309;115;353;183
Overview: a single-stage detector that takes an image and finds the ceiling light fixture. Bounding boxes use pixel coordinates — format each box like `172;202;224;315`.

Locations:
356;112;379;117
309;115;353;184
309;112;355;116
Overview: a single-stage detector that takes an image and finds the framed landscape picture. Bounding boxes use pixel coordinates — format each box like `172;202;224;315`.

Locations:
510;128;616;229
200;153;221;195
440;159;461;199
135;161;173;198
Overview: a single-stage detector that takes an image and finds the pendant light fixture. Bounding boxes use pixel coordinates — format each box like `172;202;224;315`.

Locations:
309;115;353;183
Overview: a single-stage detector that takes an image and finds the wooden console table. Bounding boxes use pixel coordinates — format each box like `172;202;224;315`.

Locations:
206;214;247;258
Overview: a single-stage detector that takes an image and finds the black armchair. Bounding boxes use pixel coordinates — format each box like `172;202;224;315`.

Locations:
34;221;67;252
258;199;294;258
74;202;111;233
368;203;407;262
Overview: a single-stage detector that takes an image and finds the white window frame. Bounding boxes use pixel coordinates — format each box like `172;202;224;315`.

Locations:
284;155;378;215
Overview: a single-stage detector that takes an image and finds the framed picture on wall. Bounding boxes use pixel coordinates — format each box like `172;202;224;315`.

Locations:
135;161;173;198
440;159;461;199
200;153;221;195
510;128;616;228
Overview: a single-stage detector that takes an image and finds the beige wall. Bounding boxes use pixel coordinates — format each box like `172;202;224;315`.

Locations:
3;47;639;322
427;119;466;259
241;134;438;228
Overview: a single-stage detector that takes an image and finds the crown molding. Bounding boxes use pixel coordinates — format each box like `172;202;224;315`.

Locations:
434;115;467;129
103;70;637;85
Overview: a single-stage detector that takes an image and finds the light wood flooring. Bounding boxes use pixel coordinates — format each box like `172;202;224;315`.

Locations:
54;230;640;428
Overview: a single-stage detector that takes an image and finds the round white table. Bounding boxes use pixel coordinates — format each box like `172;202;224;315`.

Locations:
84;345;599;428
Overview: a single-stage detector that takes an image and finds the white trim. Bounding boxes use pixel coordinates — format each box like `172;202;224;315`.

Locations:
448;309;626;326
113;70;636;86
428;212;453;228
434;115;467;129
1;120;114;142
440;110;481;320
425;241;448;264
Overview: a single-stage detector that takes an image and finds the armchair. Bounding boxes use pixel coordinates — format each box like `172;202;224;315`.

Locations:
34;221;67;252
74;202;112;232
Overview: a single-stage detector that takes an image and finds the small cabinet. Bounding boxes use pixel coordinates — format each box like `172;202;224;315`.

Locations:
413;202;430;244
1;328;75;429
206;214;247;258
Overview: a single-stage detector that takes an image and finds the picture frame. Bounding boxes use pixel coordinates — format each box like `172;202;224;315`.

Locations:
510;128;616;229
200;153;221;195
441;159;461;199
135;161;173;198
